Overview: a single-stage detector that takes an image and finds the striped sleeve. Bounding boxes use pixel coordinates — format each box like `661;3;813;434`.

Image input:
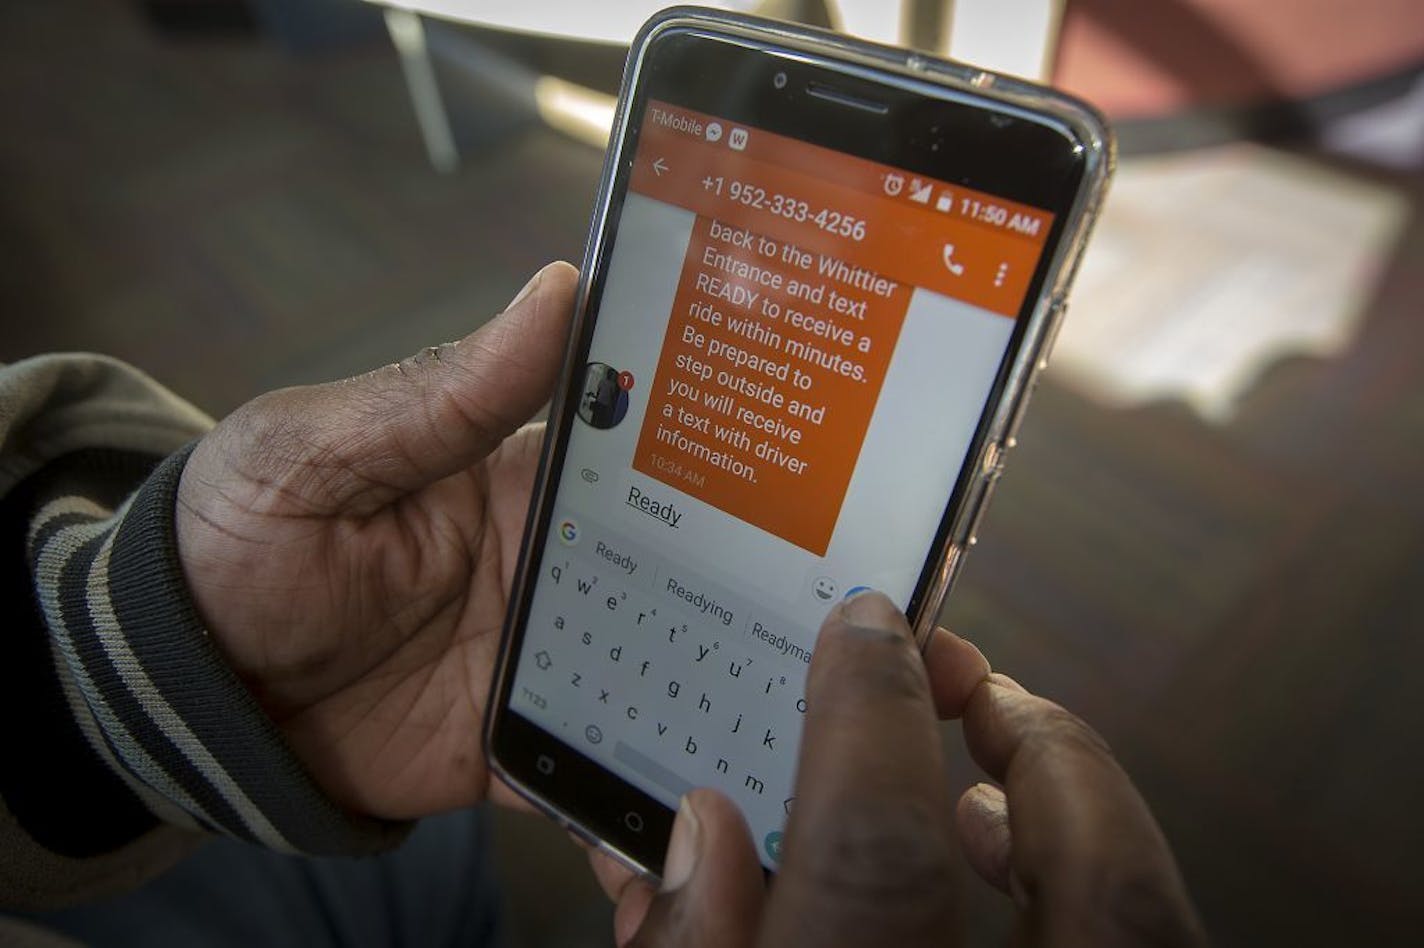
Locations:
20;445;410;861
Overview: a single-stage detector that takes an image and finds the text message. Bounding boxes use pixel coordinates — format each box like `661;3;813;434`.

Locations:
633;215;911;554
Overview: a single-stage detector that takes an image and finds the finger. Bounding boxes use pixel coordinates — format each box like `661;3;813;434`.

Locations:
487;775;540;813
760;591;959;948
924;625;991;719
962;678;1207;946
585;846;657;948
588;847;641;903
955;782;1012;893
614;880;656;948
626;790;764;948
244;261;577;515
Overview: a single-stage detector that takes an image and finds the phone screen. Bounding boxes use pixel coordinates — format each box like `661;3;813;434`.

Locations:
494;31;1088;874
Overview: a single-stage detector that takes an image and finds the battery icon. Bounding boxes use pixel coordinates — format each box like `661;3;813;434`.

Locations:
935;192;954;213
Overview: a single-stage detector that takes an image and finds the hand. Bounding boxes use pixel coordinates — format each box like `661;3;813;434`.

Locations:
175;262;575;820
597;592;1207;947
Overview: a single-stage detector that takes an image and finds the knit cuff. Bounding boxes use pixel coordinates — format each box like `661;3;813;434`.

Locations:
27;444;410;856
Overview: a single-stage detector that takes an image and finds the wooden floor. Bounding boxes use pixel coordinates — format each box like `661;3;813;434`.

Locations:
3;4;1421;946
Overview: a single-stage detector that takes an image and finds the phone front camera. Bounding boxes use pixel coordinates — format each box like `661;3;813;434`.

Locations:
773;71;788;90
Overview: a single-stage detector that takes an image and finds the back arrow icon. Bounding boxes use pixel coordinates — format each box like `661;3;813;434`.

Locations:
652;157;668;176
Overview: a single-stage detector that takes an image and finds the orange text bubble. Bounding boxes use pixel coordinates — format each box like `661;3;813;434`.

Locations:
633;215;912;554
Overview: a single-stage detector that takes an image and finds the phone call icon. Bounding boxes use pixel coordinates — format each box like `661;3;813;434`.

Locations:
941;243;965;277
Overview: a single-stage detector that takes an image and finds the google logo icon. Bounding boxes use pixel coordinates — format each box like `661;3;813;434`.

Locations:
557;519;580;546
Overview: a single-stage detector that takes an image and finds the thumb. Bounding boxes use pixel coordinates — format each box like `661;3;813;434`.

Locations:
625;790;765;948
955;781;1014;895
233;261;577;515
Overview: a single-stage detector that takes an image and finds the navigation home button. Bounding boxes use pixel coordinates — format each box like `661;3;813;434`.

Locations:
624;811;645;833
535;754;556;777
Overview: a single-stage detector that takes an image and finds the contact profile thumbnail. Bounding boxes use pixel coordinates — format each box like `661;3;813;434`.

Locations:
578;361;632;429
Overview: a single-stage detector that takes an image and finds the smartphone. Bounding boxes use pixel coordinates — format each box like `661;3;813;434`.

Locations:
487;7;1112;878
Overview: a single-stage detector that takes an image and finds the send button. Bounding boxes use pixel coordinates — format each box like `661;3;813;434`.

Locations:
763;830;784;863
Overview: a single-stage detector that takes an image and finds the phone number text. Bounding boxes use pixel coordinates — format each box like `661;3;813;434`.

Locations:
702;176;867;241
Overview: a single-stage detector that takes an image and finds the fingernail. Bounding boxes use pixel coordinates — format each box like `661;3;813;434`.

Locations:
971;781;1002;801
936;625;990;666
505;265;547;311
987;673;1027;693
661;795;701;892
837;588;905;632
